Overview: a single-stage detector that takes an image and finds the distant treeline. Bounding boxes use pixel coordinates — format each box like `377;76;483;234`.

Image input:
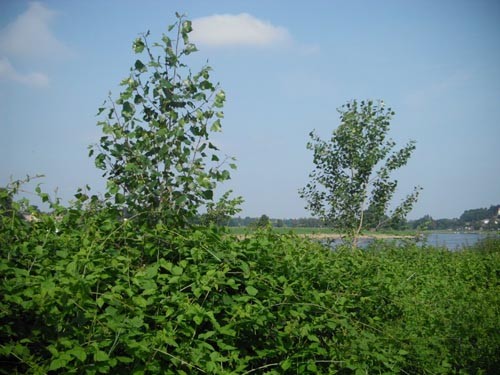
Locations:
408;204;500;231
229;204;500;231
19;198;500;231
227;216;323;228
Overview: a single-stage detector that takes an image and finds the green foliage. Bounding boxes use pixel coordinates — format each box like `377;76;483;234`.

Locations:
1;184;499;374
199;190;244;226
460;206;497;223
0;187;14;216
408;203;500;231
300;99;421;245
256;214;271;228
90;14;238;226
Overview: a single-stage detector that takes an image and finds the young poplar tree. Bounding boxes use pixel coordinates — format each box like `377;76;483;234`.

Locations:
299;100;421;246
90;14;239;226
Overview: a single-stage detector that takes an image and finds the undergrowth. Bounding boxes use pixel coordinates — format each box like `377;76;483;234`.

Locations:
1;196;499;374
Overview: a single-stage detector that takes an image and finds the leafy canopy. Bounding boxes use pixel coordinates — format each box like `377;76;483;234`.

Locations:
90;13;238;226
300;99;421;244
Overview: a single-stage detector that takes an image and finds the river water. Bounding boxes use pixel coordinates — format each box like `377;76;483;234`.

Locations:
327;232;497;251
420;232;496;250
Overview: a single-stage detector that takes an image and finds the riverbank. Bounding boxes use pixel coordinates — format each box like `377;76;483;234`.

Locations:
298;232;414;240
228;226;416;240
231;233;417;242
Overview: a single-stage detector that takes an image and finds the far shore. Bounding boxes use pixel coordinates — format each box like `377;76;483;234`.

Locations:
233;232;416;240
301;232;415;240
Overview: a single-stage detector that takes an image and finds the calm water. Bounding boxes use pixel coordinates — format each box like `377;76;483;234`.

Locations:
327;232;497;251
421;232;494;250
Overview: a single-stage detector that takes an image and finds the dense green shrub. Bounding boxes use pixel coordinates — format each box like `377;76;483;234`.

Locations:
1;193;499;374
364;240;500;373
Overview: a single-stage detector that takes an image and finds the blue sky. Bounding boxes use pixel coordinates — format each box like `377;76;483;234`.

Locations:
1;0;499;220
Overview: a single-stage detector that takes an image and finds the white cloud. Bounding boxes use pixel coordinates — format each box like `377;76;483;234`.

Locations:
0;57;49;87
0;1;70;60
191;13;291;47
0;2;69;88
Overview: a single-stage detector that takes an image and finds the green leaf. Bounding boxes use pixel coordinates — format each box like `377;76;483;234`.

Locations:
281;358;292;371
115;193;125;204
182;20;193;33
134;59;146;72
117;356;134;363
96;297;105;308
132;296;148;308
218;325;236;337
214;90;226;108
49;358;67;371
175;195;187;206
69;347;87;362
210;119;222;132
184;43;198;55
171;266;183;276
107;181;118;195
94;350;109;362
133;38;145;53
122;101;135;120
245;286;258;296
134;94;144;104
202;190;213;200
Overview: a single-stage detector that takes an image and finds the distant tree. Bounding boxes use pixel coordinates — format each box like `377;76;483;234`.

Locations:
434;218;460;230
200;191;244;226
487;205;500;218
363;205;389;230
276;219;284;228
300;100;421;246
90;14;239;226
409;215;435;231
460;207;490;223
256;214;271;228
242;216;254;227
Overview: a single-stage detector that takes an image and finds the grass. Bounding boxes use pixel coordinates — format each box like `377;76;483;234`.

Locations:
227;226;338;236
227;226;419;238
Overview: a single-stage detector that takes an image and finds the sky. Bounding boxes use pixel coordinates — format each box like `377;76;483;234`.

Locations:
1;0;499;220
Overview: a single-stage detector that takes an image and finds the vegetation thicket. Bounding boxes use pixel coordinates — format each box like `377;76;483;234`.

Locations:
1;14;499;374
1;191;499;374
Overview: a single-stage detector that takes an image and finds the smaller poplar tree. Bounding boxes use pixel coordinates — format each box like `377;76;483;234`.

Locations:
299;99;421;246
90;14;239;226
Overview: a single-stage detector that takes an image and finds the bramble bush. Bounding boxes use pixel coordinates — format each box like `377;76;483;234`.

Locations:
1;188;499;374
